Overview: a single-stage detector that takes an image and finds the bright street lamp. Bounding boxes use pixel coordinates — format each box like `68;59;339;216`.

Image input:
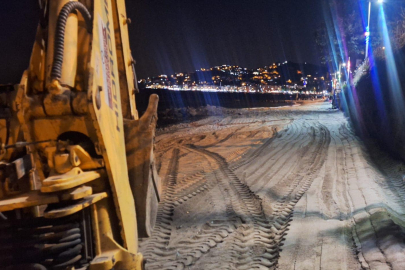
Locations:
365;1;372;59
366;0;384;59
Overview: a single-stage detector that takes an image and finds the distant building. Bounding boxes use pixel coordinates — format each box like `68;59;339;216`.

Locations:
141;61;330;93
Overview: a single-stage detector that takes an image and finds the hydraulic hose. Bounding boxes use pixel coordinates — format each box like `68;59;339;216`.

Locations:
51;1;92;80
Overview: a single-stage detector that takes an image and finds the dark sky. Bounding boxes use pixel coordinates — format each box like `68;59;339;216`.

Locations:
128;0;324;78
0;0;324;83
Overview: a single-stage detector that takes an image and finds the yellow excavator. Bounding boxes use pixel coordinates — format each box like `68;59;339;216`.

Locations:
0;0;161;269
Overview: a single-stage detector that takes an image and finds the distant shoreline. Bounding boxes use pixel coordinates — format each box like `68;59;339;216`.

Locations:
136;88;325;113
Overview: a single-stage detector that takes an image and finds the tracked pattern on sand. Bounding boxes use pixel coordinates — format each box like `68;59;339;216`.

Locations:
140;103;405;270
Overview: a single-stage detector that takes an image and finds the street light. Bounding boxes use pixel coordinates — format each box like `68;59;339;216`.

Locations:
365;1;372;59
366;0;384;59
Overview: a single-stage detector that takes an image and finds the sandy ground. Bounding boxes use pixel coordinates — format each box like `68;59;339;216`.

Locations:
139;102;405;270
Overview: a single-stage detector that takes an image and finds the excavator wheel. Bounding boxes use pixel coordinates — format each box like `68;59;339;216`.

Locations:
125;94;161;238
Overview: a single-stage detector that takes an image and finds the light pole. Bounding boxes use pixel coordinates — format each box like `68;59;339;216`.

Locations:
332;62;346;109
338;62;346;88
365;1;372;59
365;0;384;59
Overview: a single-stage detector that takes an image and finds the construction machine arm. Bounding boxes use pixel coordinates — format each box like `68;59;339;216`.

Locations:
0;1;160;269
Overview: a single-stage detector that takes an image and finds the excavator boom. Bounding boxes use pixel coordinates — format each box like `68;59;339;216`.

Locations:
0;1;160;269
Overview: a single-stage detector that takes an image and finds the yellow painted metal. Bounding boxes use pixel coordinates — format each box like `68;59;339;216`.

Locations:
31;117;97;142
41;167;100;192
88;0;138;253
16;71;47;183
90;200;144;270
0;1;150;268
90;240;144;270
110;0;131;119
44;192;107;218
68;145;104;170
60;185;93;201
124;94;160;237
28;25;46;93
115;0;138;119
0;191;59;212
75;2;92;92
52;145;104;174
54;153;73;174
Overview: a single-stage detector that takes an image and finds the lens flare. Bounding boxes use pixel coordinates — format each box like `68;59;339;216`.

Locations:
379;5;405;118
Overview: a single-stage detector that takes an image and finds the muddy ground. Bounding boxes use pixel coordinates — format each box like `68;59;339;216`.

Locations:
139;102;405;270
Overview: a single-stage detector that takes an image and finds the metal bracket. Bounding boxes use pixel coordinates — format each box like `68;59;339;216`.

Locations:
41;167;100;192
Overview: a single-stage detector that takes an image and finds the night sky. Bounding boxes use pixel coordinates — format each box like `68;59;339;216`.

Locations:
0;0;324;83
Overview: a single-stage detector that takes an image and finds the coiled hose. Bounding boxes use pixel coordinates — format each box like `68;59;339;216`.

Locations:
50;1;92;80
1;222;86;269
